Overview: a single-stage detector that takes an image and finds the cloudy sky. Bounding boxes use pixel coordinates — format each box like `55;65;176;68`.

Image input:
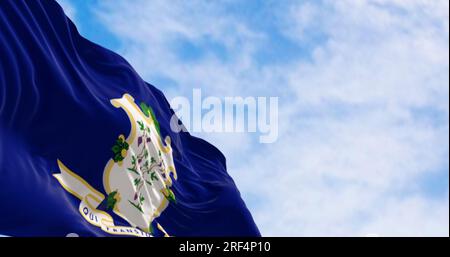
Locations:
57;0;449;236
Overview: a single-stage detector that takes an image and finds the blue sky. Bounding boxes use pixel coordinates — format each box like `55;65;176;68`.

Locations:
57;0;449;236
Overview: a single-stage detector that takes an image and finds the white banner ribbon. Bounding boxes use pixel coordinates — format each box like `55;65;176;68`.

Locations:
53;159;152;237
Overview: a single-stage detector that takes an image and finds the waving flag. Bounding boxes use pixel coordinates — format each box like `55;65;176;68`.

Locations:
0;0;260;237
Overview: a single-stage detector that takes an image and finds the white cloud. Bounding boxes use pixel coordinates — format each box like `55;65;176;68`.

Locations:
359;194;449;236
93;0;270;97
91;0;449;236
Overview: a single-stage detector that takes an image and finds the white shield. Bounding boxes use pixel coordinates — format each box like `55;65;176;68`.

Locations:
103;94;177;231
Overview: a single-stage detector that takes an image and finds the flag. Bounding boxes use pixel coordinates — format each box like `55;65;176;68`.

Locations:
0;0;260;237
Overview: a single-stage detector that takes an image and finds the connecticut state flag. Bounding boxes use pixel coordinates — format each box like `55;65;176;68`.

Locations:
0;0;260;237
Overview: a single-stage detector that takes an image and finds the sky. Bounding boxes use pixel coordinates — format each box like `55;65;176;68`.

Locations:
57;0;449;236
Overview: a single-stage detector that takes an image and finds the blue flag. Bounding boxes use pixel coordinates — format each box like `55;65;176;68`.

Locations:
0;0;260;237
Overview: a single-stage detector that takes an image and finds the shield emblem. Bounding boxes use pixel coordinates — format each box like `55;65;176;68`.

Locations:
103;94;177;232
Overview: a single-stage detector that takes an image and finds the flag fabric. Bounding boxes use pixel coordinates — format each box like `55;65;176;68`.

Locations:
0;0;260;237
